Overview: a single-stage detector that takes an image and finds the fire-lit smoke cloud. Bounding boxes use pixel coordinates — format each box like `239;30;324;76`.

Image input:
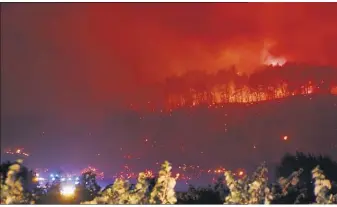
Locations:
2;3;337;112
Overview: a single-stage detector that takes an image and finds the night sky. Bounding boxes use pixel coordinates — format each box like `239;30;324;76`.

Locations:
2;3;337;184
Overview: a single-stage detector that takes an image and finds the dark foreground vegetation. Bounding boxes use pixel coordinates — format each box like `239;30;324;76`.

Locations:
1;152;337;204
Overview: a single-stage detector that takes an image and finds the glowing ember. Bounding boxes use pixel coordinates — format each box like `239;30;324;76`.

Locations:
144;169;154;178
283;135;288;141
81;166;104;180
175;173;180;179
331;86;337;95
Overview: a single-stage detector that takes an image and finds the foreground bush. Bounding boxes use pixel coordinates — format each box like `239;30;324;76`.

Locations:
312;166;337;204
82;161;177;204
1;160;337;204
276;152;337;203
0;160;33;204
176;177;227;204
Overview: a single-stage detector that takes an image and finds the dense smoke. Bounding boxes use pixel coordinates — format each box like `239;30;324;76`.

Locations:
3;3;337;113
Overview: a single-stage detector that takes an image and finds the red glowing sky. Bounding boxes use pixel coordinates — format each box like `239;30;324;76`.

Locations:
3;3;337;114
2;3;337;172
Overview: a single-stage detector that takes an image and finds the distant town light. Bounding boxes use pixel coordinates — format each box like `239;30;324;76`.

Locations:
60;185;75;197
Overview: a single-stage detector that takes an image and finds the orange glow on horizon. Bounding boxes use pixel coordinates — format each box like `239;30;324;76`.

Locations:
164;82;337;110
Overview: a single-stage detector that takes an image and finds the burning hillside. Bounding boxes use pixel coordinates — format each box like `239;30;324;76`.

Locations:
165;65;337;109
129;63;337;111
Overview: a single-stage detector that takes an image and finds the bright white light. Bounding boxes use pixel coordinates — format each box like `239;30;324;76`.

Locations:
75;177;79;180
68;178;72;181
75;181;79;185
36;173;40;177
61;178;66;182
52;178;55;181
60;185;75;196
50;174;54;177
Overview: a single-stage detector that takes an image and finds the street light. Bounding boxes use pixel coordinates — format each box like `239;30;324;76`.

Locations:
60;185;75;197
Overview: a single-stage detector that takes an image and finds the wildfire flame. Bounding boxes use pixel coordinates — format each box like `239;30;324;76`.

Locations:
128;62;337;112
81;166;104;180
166;81;336;110
5;148;30;157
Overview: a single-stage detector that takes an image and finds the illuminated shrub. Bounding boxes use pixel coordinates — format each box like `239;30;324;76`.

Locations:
312;166;337;204
82;161;177;204
2;160;336;204
0;160;33;204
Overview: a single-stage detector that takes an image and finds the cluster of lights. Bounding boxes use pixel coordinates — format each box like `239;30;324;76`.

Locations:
112;162;246;184
47;173;80;185
35;171;77;197
32;162;250;187
34;172;47;184
98;132;291;182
